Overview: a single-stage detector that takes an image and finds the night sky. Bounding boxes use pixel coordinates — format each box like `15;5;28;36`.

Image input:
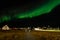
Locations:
0;0;60;28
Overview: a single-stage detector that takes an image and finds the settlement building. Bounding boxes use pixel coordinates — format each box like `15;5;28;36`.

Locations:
2;25;10;30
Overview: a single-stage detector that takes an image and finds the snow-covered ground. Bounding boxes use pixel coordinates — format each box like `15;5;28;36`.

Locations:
34;28;60;32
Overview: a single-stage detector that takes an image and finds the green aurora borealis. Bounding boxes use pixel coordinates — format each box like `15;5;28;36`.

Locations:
0;0;60;23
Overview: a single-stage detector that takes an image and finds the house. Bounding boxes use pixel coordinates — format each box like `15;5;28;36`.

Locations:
2;25;10;30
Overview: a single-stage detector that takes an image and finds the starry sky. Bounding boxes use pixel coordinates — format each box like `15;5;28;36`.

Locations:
0;0;60;28
0;0;49;15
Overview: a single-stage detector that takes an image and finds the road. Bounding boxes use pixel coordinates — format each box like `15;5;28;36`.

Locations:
24;30;36;40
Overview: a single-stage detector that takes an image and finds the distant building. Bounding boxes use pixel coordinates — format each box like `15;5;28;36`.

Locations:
34;28;40;30
42;27;47;29
2;25;10;30
34;27;42;31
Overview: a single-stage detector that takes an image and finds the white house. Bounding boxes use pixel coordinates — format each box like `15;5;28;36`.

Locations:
2;25;10;30
34;27;42;31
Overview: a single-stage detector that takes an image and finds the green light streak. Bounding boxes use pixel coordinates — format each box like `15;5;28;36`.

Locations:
0;16;11;23
15;0;60;18
0;0;60;23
